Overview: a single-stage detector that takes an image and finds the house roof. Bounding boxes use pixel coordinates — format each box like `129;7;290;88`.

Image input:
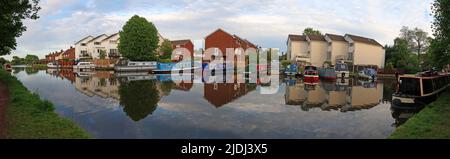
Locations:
102;33;119;42
288;34;307;41
171;39;191;46
74;35;93;45
205;28;257;48
307;35;326;41
86;34;108;43
345;34;383;47
325;34;346;42
62;47;75;56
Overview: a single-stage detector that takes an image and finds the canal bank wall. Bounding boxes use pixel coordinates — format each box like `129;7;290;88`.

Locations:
0;70;90;139
389;89;450;139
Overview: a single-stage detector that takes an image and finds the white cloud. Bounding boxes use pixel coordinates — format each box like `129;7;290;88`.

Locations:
1;0;434;60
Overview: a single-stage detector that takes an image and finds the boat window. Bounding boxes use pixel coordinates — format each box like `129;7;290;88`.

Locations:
423;79;434;95
398;78;421;96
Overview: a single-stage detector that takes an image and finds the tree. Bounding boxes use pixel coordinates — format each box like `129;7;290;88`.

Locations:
0;0;41;55
0;57;9;65
25;54;39;64
159;39;173;59
429;0;450;69
11;56;25;65
119;80;160;122
118;15;159;61
399;26;431;60
99;50;106;59
303;27;322;36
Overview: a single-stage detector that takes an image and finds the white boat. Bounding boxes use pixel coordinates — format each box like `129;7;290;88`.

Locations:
47;62;59;68
114;60;157;72
335;62;349;78
358;68;377;81
73;62;95;72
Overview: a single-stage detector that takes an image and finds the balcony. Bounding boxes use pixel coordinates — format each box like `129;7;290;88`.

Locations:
108;53;121;58
80;53;92;59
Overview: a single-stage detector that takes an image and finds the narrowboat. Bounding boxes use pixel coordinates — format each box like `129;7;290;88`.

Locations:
47;62;59;68
319;68;337;81
285;64;299;76
114;60;158;72
152;61;201;74
73;62;95;72
335;62;350;78
358;68;377;81
3;63;12;71
392;72;450;109
303;66;319;83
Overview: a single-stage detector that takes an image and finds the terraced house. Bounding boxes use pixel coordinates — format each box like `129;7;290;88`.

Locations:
75;33;166;61
286;33;385;70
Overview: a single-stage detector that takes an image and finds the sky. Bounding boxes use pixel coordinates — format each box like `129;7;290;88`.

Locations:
2;0;435;60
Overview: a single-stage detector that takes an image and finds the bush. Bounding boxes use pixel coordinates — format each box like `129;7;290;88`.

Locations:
158;58;172;63
281;60;292;68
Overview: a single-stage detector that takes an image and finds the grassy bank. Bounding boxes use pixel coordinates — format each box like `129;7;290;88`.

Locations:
389;90;450;139
0;70;90;139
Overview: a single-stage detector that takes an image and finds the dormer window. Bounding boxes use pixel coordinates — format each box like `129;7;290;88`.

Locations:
81;43;86;46
94;42;101;45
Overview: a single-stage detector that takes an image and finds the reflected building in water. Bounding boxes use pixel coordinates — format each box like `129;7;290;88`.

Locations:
204;75;257;108
74;71;120;100
285;78;384;112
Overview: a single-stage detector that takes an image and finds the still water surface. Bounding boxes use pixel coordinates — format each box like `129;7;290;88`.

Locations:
12;68;408;139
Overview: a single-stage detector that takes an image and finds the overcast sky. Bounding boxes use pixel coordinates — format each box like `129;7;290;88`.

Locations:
2;0;434;60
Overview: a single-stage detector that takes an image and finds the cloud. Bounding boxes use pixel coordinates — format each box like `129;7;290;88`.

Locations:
1;0;434;60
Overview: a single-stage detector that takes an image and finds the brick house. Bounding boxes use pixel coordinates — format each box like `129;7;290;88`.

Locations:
59;47;76;67
204;28;258;63
171;39;194;62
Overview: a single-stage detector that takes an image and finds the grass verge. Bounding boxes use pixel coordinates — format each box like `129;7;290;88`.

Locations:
0;70;90;139
389;90;450;139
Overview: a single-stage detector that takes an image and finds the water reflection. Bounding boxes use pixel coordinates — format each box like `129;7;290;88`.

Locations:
119;80;160;121
11;68;404;138
284;78;384;112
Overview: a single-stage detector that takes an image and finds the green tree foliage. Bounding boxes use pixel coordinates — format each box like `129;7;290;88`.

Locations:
118;15;159;61
429;0;450;69
0;0;41;55
0;57;9;65
11;56;26;65
25;54;39;64
159;39;173;60
99;50;106;59
119;80;160;122
399;26;431;61
303;27;322;36
387;38;420;74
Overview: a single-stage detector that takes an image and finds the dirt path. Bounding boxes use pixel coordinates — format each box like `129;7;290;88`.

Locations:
0;80;9;138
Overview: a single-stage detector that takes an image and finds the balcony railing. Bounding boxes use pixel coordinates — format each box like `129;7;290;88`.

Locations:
108;53;120;58
80;53;91;58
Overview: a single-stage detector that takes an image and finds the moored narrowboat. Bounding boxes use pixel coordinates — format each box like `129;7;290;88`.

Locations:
392;72;450;109
335;62;350;78
303;66;319;83
319;67;337;81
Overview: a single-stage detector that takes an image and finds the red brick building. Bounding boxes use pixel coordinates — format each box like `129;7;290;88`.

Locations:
204;28;258;63
171;39;194;62
59;47;76;67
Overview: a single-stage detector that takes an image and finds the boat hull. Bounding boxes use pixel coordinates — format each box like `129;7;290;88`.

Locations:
304;75;319;83
392;95;438;109
336;71;350;78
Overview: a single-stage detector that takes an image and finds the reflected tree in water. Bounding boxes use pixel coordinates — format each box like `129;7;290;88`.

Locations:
25;67;38;75
119;80;160;121
159;81;174;96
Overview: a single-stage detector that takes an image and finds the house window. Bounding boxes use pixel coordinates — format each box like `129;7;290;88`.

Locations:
94;42;101;45
81;43;86;46
109;40;117;44
81;50;88;55
348;52;354;61
327;51;331;60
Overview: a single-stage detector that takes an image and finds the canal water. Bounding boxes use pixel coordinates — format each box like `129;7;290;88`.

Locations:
11;68;407;139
